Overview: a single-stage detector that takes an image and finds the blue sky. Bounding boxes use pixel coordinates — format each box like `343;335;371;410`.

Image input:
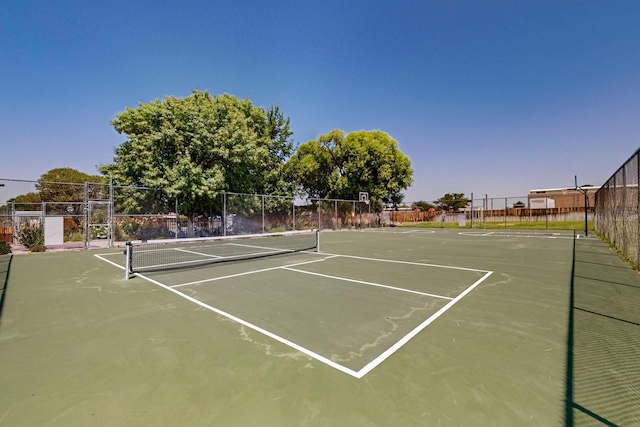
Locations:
1;0;639;202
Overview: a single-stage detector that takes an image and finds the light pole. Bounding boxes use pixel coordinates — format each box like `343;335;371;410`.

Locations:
574;176;589;237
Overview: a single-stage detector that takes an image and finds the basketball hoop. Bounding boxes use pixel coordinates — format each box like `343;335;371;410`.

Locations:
359;191;369;205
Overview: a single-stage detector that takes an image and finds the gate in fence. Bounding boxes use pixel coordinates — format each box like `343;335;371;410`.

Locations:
85;200;112;249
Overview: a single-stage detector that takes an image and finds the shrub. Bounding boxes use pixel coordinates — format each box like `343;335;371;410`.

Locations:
0;241;11;255
18;222;46;252
29;243;46;252
91;225;109;239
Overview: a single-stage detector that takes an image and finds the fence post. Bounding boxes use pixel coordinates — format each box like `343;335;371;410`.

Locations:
223;192;227;236
11;201;15;244
352;201;356;228
175;196;179;237
637;153;640;267
41;202;45;232
109;177;114;247
545;196;548;230
470;193;474;229
621;167;627;250
612;174;616;245
83;182;89;250
504;198;507;229
482;194;486;228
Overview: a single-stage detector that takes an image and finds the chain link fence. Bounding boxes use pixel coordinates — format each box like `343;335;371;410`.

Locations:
0;180;108;249
399;195;592;228
594;148;640;267
1;177;599;250
0;180;378;249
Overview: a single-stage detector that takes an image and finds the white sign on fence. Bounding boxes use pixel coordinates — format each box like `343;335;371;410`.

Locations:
44;216;64;246
529;198;555;209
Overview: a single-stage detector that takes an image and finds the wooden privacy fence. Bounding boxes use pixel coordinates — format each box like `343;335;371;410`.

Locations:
389;210;432;222
1;225;13;244
480;207;594;217
390;207;593;223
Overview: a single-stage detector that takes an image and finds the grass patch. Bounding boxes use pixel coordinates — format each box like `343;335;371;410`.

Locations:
396;220;594;231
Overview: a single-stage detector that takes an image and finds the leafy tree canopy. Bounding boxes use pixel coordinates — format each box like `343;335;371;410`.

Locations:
436;193;470;211
36;168;104;202
11;192;41;204
287;129;413;209
7;168;102;206
99;90;293;215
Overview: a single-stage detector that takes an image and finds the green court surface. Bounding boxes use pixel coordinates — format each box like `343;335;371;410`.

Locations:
1;229;638;426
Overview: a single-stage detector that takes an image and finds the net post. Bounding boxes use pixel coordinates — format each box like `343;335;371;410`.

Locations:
316;229;320;252
125;242;132;280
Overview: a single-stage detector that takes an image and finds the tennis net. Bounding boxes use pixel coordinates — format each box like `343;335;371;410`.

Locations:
125;229;320;279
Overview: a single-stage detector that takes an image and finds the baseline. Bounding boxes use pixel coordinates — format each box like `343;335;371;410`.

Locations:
458;231;581;239
360;229;436;235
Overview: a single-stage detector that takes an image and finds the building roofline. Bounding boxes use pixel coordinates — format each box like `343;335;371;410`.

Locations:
529;186;600;193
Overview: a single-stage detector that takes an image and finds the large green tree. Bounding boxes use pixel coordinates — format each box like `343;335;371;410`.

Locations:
7;168;102;208
36;168;104;202
436;193;470;211
287;129;413;208
100;91;294;216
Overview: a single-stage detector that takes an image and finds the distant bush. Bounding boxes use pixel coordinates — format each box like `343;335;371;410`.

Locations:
18;222;46;252
0;241;11;255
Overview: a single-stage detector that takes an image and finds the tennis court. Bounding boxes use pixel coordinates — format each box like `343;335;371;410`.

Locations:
1;228;638;426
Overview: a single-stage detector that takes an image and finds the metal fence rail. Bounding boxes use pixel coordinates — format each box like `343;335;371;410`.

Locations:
1;176;601;250
0;181;376;249
594;148;640;267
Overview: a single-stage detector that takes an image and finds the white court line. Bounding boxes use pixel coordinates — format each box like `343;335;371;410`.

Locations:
132;265;493;379
361;229;435;235
458;231;577;239
283;267;453;300
355;270;493;378
135;271;361;378
136;248;288;271
94;254;125;270
226;242;300;252
95;251;123;256
318;252;490;273
171;255;340;288
174;248;224;258
94;251;494;378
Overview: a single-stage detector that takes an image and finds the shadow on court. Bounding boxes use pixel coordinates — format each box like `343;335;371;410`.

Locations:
566;234;640;426
0;254;13;320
